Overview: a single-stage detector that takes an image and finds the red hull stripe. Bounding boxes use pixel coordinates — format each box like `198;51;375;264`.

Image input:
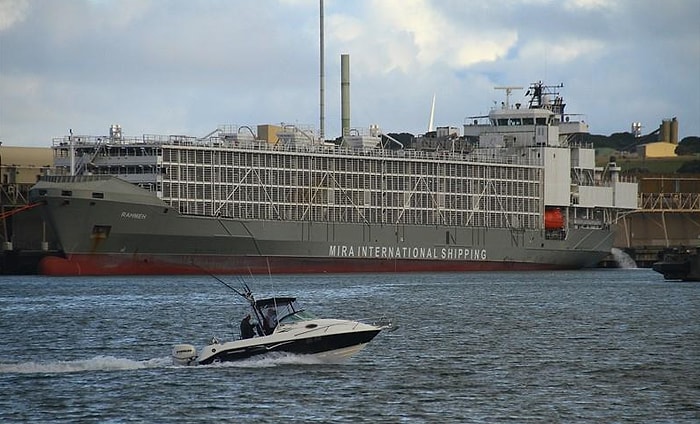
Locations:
39;254;566;276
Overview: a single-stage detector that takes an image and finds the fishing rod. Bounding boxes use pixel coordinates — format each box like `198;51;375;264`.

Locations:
190;264;269;337
192;263;254;304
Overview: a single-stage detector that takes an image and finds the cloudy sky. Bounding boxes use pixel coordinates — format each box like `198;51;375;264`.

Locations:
1;0;699;146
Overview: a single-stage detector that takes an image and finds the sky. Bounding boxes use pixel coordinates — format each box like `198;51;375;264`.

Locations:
1;0;699;147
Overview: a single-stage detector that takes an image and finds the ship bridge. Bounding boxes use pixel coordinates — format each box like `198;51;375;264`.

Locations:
464;82;589;149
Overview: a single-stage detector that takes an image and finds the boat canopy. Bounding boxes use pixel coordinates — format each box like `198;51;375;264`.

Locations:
252;297;305;329
254;297;297;308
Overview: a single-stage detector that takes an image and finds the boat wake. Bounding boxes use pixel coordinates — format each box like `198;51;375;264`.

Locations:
209;352;332;368
0;352;333;374
0;356;171;374
611;248;638;269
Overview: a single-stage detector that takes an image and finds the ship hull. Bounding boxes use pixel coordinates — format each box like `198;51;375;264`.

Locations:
39;253;584;276
31;177;613;276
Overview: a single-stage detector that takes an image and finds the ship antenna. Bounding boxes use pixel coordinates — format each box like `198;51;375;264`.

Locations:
69;129;75;176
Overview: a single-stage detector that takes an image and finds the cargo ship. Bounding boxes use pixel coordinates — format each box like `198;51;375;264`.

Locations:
29;82;638;276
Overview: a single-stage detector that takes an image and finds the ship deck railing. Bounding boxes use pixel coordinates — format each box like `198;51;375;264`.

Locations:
40;175;114;184
52;134;543;167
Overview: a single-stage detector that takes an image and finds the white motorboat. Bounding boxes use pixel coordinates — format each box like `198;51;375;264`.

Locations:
172;283;393;366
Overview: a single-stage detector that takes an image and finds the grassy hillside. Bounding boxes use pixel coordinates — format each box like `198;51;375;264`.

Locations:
596;155;697;174
592;133;700;174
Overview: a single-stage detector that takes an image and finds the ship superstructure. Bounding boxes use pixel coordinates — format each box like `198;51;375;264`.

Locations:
30;82;638;275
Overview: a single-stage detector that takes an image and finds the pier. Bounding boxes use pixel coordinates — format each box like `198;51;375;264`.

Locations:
0;146;60;274
610;176;700;267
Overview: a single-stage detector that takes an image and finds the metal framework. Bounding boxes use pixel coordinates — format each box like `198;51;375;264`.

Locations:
159;145;543;229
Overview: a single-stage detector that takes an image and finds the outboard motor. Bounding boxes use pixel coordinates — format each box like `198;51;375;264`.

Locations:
172;344;197;366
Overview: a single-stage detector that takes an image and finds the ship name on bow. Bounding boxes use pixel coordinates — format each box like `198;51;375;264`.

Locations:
120;211;147;220
329;245;487;261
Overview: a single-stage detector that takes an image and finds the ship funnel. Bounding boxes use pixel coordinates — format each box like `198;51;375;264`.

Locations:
341;54;350;136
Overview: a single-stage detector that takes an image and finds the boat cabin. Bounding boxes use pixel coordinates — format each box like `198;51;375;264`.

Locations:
251;297;316;335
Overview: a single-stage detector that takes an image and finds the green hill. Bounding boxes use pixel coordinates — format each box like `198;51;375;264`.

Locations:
591;133;700;174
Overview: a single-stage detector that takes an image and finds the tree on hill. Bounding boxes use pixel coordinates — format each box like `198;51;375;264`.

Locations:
588;132;640;151
675;137;700;155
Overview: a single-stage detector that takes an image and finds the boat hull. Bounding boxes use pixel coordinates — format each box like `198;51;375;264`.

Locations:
652;250;700;282
38;253;586;276
197;329;381;365
31;176;614;276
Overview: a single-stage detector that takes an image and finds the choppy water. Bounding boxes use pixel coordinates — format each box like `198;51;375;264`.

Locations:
1;269;698;423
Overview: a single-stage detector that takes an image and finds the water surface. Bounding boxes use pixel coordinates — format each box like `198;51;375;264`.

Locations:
1;269;698;422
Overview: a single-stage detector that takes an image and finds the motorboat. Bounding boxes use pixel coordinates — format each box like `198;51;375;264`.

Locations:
172;283;393;366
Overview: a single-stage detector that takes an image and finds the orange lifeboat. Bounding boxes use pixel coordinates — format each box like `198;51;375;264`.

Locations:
544;208;565;230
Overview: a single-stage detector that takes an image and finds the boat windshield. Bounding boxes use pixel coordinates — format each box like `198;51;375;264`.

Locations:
279;310;317;324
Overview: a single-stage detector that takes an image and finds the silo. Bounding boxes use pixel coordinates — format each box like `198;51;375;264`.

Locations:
670;117;679;144
661;119;671;143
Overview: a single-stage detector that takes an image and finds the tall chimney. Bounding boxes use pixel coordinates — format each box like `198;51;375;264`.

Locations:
341;54;350;136
319;0;325;141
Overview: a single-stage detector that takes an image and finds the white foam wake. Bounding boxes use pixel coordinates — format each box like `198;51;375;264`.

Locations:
206;352;331;368
0;355;171;374
0;351;340;374
611;247;638;269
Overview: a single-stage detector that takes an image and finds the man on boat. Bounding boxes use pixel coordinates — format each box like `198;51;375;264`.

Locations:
240;314;256;339
263;308;277;335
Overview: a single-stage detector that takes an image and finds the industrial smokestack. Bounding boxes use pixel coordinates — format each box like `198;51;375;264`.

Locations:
341;54;350;137
319;0;325;141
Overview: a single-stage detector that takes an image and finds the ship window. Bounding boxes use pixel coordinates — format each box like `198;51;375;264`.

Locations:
509;118;522;126
522;118;534;125
497;118;509;126
92;192;104;199
61;190;72;196
536;118;547;125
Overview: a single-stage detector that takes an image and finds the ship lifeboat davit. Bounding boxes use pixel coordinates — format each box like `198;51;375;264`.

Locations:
544;208;565;230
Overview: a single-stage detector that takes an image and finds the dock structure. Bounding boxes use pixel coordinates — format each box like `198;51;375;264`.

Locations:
613;176;700;266
0;146;60;274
